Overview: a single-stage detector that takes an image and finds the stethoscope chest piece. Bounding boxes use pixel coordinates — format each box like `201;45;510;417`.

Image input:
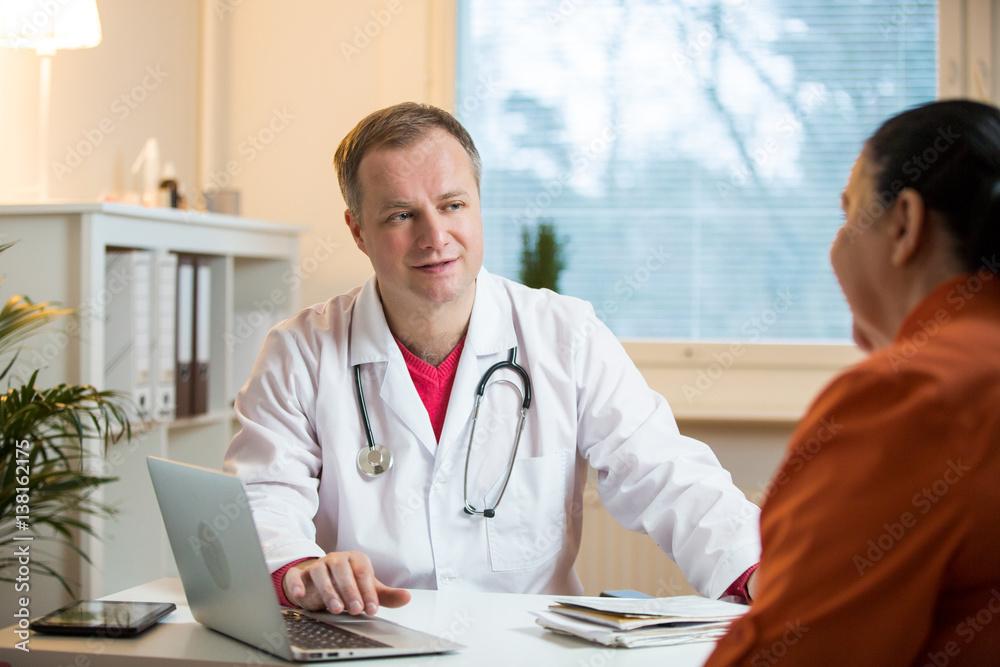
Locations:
357;443;393;477
354;365;394;477
352;346;530;489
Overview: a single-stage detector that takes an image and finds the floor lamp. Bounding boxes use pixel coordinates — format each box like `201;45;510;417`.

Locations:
0;0;102;201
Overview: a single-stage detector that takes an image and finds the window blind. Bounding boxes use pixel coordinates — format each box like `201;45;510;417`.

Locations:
456;0;937;340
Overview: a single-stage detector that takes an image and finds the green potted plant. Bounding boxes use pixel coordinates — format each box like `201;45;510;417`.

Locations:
0;243;133;594
519;218;568;292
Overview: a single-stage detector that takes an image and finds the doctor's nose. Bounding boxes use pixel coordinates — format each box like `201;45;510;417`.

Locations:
416;211;451;249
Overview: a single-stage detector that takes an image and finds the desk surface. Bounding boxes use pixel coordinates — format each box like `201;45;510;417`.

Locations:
0;578;718;666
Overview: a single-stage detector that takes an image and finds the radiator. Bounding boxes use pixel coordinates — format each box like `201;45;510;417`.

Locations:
574;472;697;597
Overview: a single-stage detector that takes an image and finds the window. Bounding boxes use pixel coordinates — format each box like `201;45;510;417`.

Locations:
456;0;937;340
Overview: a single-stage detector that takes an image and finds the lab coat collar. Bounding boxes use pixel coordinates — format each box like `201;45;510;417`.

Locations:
348;274;395;367
436;268;519;458
347;275;438;454
346;268;517;364
465;266;519;356
346;268;518;457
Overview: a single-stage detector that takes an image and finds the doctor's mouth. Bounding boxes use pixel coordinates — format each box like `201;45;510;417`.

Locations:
415;259;459;273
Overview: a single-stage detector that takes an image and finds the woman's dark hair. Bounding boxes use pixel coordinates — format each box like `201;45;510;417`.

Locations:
866;99;1000;273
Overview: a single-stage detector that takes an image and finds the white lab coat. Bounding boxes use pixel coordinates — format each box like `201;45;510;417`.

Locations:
224;268;760;598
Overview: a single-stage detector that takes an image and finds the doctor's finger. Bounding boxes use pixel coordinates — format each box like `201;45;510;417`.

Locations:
346;553;381;615
329;552;371;615
373;580;412;609
282;567;310;605
308;560;346;614
284;568;326;611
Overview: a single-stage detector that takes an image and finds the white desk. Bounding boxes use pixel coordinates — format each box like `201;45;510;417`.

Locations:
0;578;718;666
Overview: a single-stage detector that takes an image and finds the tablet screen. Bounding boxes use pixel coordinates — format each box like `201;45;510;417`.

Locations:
30;600;176;637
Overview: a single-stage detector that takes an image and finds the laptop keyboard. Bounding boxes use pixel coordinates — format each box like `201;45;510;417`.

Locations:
282;610;392;650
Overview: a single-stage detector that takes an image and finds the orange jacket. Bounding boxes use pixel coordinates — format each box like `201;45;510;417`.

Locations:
707;273;1000;666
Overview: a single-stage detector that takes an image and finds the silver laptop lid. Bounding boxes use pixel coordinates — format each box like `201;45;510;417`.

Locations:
147;456;297;660
147;456;464;662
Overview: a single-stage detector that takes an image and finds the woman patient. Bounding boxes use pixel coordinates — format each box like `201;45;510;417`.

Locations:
707;99;1000;665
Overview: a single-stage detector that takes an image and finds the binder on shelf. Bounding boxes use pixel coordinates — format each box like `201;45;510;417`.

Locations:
104;249;153;421
175;254;196;419
192;256;212;415
150;250;178;421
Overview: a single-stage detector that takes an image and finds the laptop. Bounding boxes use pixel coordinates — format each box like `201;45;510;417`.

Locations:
147;456;465;662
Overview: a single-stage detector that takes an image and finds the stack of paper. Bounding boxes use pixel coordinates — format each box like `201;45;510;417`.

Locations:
532;595;747;648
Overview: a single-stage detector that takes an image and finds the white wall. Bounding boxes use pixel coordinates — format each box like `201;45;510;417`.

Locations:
0;0;199;204
213;0;455;309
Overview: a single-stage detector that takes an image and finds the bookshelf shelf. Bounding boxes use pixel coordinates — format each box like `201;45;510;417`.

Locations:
0;203;303;601
166;410;234;430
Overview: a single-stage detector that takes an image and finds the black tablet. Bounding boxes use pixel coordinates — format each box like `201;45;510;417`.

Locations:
29;600;176;637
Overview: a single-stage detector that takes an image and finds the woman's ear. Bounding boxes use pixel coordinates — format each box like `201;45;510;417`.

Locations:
888;188;927;267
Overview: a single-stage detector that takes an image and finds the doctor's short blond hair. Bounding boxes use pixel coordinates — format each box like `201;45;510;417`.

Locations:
333;102;482;221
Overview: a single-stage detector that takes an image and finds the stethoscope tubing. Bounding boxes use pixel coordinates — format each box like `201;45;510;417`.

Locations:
354;365;394;476
475;353;532;409
354;346;532;518
462;348;531;518
354;364;378;451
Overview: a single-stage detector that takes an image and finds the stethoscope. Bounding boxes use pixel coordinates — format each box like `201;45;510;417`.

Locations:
353;347;532;519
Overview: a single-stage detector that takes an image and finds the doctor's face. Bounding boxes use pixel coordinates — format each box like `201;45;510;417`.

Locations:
347;128;484;320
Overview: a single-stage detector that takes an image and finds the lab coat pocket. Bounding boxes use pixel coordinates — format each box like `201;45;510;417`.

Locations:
486;450;569;572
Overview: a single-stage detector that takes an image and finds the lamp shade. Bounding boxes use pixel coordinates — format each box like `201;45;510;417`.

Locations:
0;0;102;55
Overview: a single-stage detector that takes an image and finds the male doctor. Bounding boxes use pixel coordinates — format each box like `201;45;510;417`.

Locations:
224;102;760;617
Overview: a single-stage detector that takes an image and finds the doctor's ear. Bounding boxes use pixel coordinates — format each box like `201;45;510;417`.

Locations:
345;209;369;256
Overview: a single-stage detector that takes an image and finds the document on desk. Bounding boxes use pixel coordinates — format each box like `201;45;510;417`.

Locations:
532;595;747;648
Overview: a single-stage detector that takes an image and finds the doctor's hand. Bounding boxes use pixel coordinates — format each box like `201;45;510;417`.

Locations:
282;551;412;615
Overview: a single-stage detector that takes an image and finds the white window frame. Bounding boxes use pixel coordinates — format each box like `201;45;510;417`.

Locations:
435;0;998;422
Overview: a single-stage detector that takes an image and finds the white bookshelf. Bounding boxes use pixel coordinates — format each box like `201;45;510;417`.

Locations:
0;203;303;601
